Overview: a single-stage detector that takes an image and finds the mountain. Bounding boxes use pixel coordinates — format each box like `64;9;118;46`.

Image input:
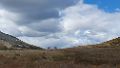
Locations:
83;37;120;48
0;31;42;50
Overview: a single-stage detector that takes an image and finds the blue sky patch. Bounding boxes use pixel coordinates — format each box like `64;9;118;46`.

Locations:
84;0;120;13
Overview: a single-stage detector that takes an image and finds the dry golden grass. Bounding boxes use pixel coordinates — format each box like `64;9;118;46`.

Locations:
0;47;119;68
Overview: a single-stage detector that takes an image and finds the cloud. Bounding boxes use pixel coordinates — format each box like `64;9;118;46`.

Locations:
28;18;61;33
59;1;120;45
0;0;77;23
18;36;71;48
0;0;77;36
0;0;120;48
0;7;22;36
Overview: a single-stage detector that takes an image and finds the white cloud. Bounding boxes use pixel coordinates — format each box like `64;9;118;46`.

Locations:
59;0;120;45
18;36;71;48
0;7;22;36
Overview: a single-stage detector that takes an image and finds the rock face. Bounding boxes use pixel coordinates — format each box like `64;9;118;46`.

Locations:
0;31;42;50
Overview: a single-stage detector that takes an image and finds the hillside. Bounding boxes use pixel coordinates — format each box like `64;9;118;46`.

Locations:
102;37;120;47
82;37;120;48
0;31;42;50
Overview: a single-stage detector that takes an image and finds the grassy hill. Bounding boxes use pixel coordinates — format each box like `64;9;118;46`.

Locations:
81;37;120;48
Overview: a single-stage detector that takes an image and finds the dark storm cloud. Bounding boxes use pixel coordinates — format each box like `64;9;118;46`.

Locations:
0;0;77;24
0;0;78;37
28;19;61;33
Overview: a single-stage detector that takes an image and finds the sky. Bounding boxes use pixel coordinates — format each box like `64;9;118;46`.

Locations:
0;0;120;48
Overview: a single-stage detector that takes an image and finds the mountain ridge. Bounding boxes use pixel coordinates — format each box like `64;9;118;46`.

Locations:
0;31;42;50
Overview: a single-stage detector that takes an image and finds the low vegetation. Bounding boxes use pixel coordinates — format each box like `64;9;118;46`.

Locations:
0;47;119;68
0;37;120;68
